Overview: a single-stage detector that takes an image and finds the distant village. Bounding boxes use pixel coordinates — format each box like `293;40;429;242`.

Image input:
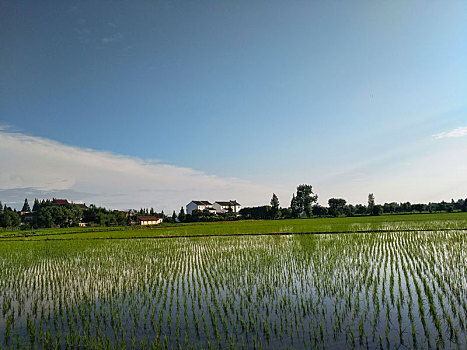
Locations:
0;197;244;229
1;184;466;229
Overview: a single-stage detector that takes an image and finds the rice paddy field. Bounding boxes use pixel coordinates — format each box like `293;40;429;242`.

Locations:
0;216;466;349
2;212;467;240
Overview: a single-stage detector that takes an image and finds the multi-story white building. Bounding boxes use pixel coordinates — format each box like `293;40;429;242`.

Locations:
213;200;241;214
186;201;216;215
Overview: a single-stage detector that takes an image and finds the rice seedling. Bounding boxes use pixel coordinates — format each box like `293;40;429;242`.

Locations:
0;228;465;348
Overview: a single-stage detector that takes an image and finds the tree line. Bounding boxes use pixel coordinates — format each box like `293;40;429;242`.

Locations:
0;202;21;228
0;199;128;229
1;187;467;229
238;185;467;220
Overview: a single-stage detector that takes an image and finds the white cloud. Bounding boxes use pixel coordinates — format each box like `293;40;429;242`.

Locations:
0;131;277;211
433;126;467;139
2;129;465;212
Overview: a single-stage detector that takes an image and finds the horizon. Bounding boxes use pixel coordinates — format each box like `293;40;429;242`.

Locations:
3;179;466;214
1;1;466;212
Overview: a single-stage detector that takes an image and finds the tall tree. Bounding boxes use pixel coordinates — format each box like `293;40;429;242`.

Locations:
178;207;186;223
270;193;280;219
368;193;375;214
32;198;40;212
270;193;279;210
22;198;31;212
172;211;177;222
1;210;12;228
290;194;300;218
296;184;318;218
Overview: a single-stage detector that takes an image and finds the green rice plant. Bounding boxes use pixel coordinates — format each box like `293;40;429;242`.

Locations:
0;228;466;348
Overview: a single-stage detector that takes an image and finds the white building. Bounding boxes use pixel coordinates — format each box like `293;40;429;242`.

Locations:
213;200;241;214
137;216;163;225
186;201;216;215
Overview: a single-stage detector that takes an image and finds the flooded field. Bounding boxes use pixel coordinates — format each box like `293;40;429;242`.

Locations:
0;231;466;349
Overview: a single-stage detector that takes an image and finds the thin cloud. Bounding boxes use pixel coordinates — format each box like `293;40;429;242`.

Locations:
0;131;277;211
433;126;467;139
102;33;123;44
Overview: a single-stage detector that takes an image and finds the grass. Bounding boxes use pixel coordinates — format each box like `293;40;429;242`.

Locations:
1;212;466;241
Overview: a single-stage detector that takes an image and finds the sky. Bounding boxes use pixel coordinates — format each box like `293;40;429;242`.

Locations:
1;1;466;212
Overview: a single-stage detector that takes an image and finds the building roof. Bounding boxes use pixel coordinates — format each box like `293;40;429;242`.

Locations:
137;216;164;221
52;198;69;205
215;200;241;206
191;200;212;206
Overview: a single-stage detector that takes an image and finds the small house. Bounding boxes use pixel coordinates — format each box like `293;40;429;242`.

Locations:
137;216;163;226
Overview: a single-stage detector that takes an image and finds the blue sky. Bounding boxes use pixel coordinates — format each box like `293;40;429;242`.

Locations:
1;1;466;211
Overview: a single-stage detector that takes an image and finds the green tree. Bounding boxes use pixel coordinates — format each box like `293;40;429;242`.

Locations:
312;205;328;217
296;184;318;218
280;207;292;218
462;198;467;212
11;211;21;227
270;193;281;219
372;205;383;216
178;207;186;223
2;211;12;228
0;208;21;228
191;209;202;222
32;198;40;212
368;193;375;215
224;207;237;221
401;202;411;212
21;198;31;212
344;205;355;217
172;211;177;222
290;194;300;218
328;198;347;217
239;206;271;220
412;204;425;213
388;202;397;214
113;210;127;226
270;193;279;210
